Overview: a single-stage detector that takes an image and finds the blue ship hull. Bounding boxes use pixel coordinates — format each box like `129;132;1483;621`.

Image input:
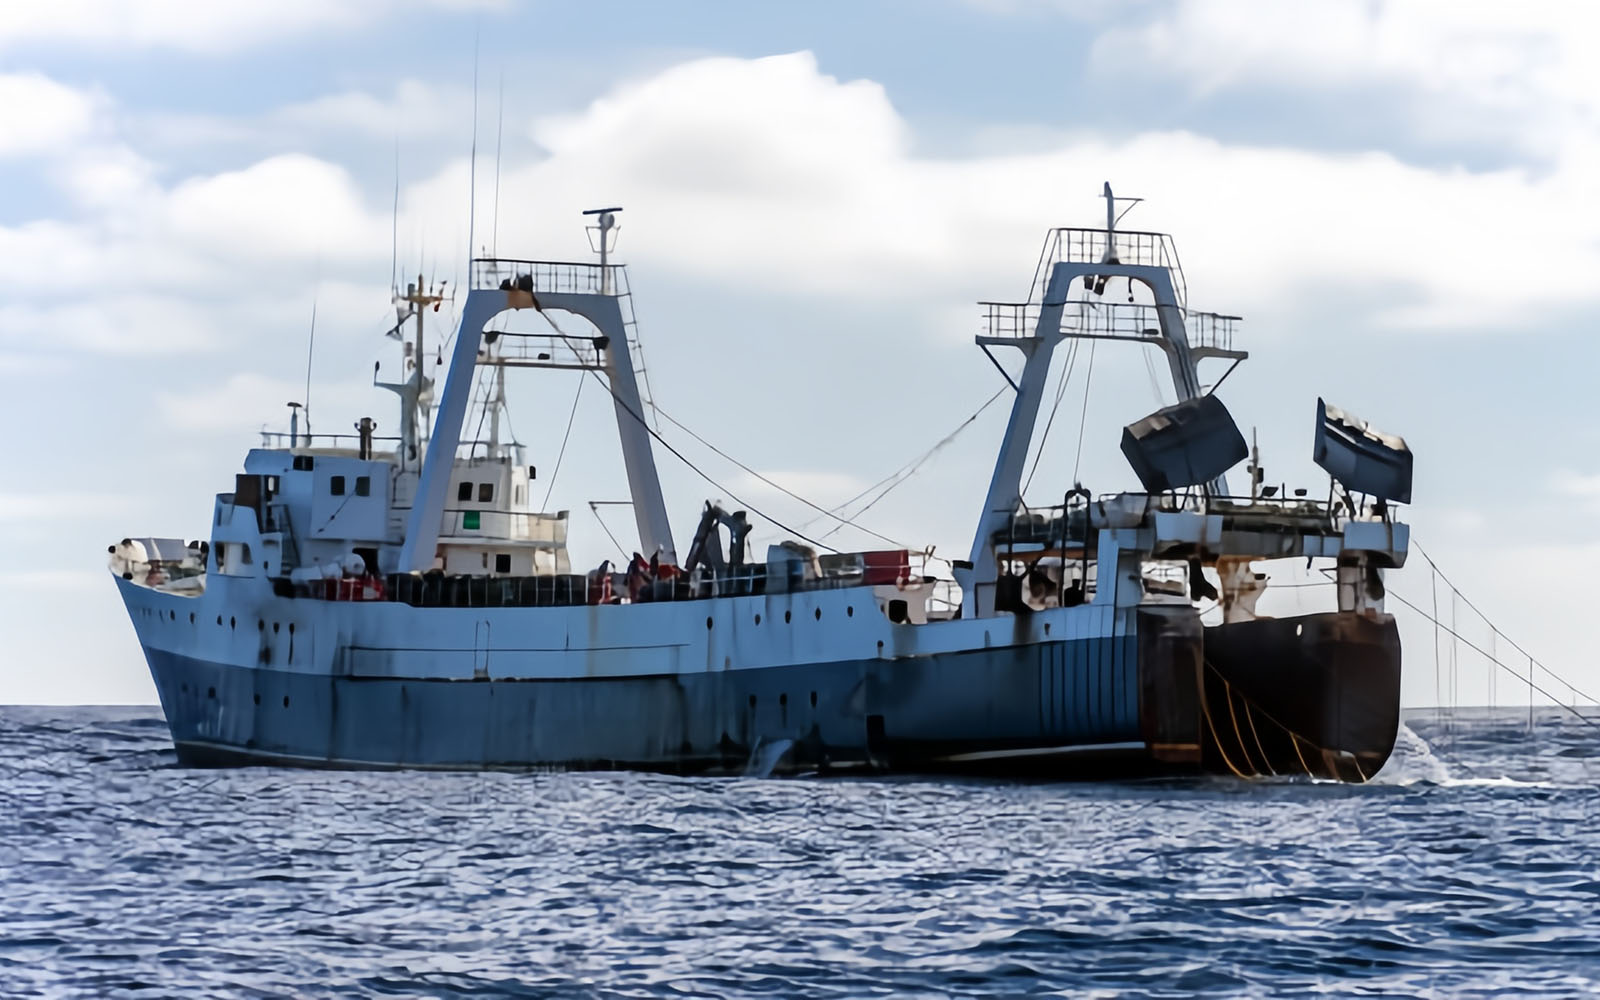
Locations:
123;573;1400;780
142;635;1162;775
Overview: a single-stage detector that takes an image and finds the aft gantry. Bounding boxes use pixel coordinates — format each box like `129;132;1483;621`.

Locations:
399;208;677;572
958;183;1249;618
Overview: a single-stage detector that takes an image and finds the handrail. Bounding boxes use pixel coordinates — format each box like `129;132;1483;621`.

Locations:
1027;227;1190;308
470;258;619;294
258;432;402;449
979;300;1240;351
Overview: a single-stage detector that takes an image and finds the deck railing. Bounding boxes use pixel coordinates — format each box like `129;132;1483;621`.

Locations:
470;258;617;294
979;300;1240;352
1028;228;1190;308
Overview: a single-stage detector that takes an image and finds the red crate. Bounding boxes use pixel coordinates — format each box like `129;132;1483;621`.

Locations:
861;550;910;585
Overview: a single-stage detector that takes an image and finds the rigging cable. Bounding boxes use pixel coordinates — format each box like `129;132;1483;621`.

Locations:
537;313;842;553
1022;332;1081;495
466;27;479;264
467;362;494;456
1071;336;1099;484
801;387;1006;529
1413;541;1599;705
491;70;503;258
540;373;586;510
651;405;908;551
1141;343;1167;406
1318;550;1598;729
816;386;1008;544
390;139;399;295
1385;586;1600;731
587;502;629;562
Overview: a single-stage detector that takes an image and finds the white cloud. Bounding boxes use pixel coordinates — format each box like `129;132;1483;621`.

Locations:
273;79;474;140
2;46;1598;395
155;372;381;436
1091;0;1600;157
1552;470;1600;510
0;73;100;157
166;154;388;261
5;49;1599;391
0;0;505;53
0;296;216;355
0;353;68;375
423;51;1599;330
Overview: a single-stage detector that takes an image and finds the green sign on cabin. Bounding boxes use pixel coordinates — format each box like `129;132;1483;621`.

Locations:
463;511;480;530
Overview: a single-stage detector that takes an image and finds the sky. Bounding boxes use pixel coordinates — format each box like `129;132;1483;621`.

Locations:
3;0;1598;707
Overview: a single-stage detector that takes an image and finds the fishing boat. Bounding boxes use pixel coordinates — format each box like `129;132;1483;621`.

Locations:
111;189;1413;780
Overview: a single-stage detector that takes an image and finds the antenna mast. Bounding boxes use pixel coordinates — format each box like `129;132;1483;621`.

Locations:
467;29;480;267
302;297;317;438
584;207;622;295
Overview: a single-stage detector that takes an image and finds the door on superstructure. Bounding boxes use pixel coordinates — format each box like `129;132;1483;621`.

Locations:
473;620;491;680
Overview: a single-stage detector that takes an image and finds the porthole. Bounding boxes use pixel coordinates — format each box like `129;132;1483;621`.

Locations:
169;610;176;621
189;613;195;624
779;693;788;707
253;694;261;705
216;615;222;626
207;687;216;699
748;694;757;709
814;607;822;621
1044;623;1051;636
754;613;762;625
706;617;714;630
230;617;236;629
847;606;853;618
258;619;265;632
288;623;295;635
272;622;280;634
877;640;884;652
810;691;818;707
784;610;792;624
283;696;290;708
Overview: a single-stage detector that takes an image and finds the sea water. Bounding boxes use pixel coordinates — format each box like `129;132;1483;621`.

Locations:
2;707;1596;997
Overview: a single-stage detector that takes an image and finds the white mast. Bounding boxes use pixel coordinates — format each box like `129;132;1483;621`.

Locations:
376;275;445;470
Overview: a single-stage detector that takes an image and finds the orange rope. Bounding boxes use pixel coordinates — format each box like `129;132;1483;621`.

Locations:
1242;701;1277;777
1224;685;1260;775
1199;673;1252;779
1288;732;1314;778
1201;656;1376;783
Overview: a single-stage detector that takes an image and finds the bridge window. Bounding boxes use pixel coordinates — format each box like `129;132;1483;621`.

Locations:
495;553;511;574
293;455;314;471
216;542;253;575
479;483;494;503
355;476;370;497
330;475;345;496
458;481;472;502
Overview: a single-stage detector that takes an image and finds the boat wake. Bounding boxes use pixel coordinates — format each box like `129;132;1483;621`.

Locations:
1373;722;1552;788
744;738;795;779
1372;723;1453;785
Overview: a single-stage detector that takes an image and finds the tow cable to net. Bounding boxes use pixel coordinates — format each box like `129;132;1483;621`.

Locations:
534;310;842;553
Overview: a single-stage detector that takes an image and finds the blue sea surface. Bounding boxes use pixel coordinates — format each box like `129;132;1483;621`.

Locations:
2;707;1597;998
